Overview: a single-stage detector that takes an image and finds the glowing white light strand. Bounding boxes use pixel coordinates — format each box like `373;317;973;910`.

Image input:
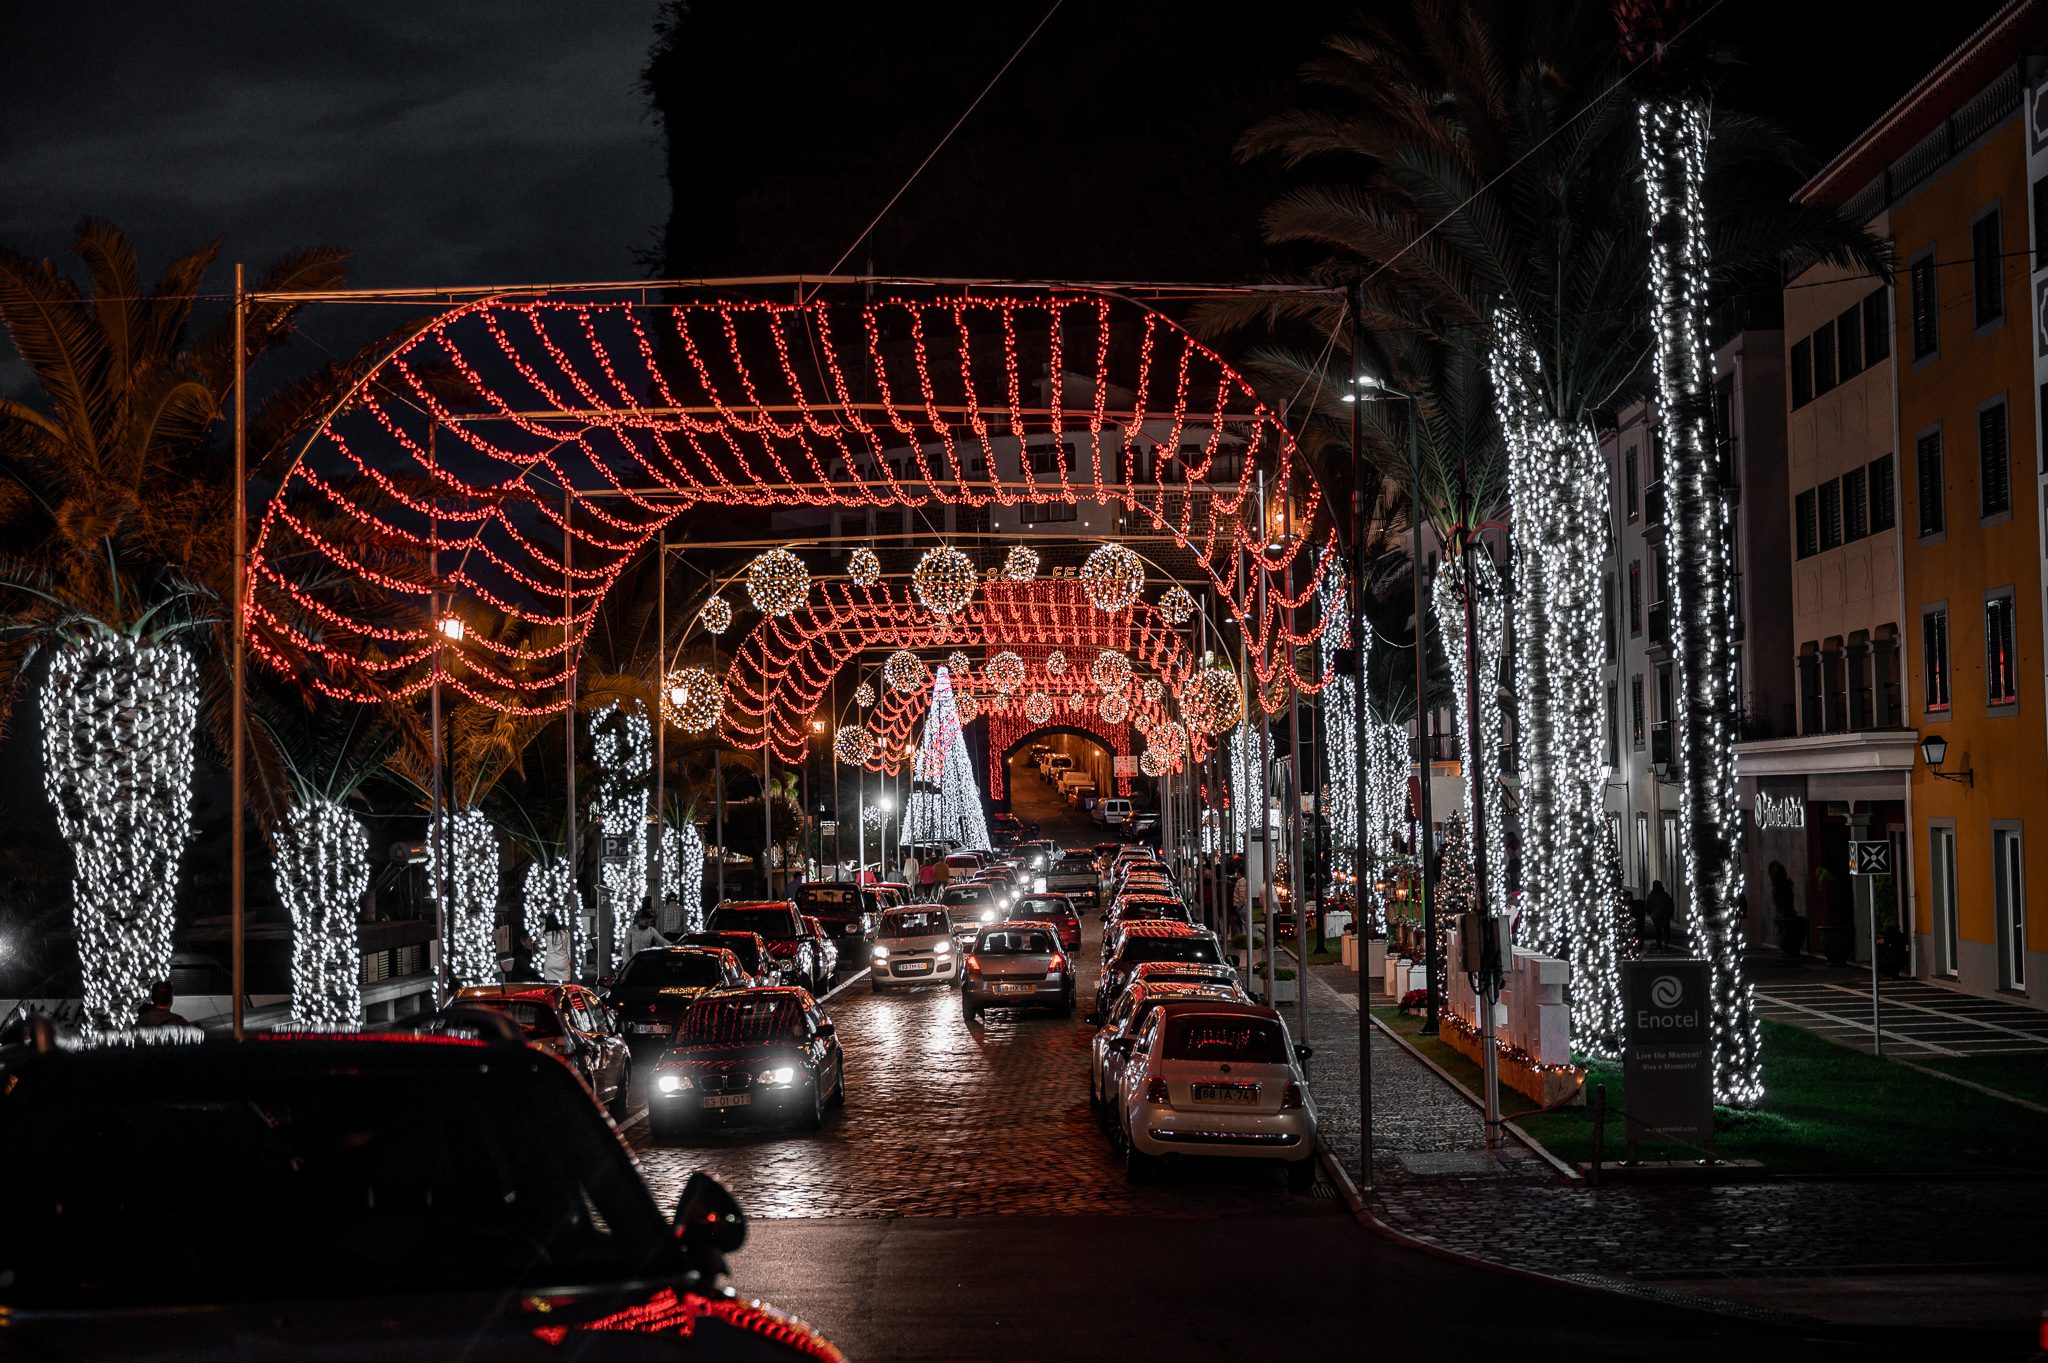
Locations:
430;807;501;988
1639;96;1762;1102
661;820;706;935
521;857;578;964
41;636;198;1036
1360;719;1409;933
274;797;370;1029
590;700;653;971
1313;553;1359;888
1431;550;1510;918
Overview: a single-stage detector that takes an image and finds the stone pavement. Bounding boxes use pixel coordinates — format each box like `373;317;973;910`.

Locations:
1303;959;2048;1330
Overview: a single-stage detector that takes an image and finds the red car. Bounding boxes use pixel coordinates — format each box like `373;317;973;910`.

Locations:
1013;892;1081;950
708;901;826;990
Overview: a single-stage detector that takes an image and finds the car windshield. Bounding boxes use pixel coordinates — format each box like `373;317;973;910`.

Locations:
1016;897;1071;916
460;997;563;1038
1119;936;1220;967
680;995;807;1045
978;929;1054;955
1056;854;1094;871
1165;1015;1285;1063
682;934;760;972
616;953;725;989
941;886;994;906
710;907;798;940
882;909;950;937
797;886;859;913
0;1057;667;1307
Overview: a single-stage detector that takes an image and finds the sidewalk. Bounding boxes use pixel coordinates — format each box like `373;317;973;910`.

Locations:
1300;959;2048;1333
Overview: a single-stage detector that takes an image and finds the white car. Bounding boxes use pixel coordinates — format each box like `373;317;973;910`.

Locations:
1110;999;1317;1191
869;905;961;991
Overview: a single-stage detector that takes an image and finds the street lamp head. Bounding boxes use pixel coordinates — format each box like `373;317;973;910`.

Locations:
435;615;465;643
1920;733;1948;769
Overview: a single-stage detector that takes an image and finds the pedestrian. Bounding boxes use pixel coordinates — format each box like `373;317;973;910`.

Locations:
1646;879;1675;950
621;906;667;959
504;931;545;981
918;856;937;901
1230;872;1249;940
136;981;188;1028
541;914;572;982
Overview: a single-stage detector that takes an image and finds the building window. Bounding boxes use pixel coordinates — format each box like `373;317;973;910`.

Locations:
1910;252;1939;359
1628;561;1642;634
1987;590;2018;708
1862;289;1890;364
1798;646;1823;734
1923;606;1951;713
1634;813;1650;891
1818;477;1843;551
1843;467;1868;542
1631;673;1645;749
1869;454;1896;531
1836;305;1863;380
1930;824;1959;977
1795;488;1819;558
1847;634;1872;728
1625;446;1640;521
1980;399;2011;518
1606;683;1619;768
1813;323;1837;396
1874;629;1902;726
1020;501;1077;525
1972;208;2004;328
2037;176;2048;268
1916;429;1944;538
1993;826;2027;991
1790;337;1813;407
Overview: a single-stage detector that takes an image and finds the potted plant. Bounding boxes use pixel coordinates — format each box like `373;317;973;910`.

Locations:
1873;875;1909;978
1815;867;1853;966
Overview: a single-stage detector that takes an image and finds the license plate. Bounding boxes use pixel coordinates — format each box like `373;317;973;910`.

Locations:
628;1023;668;1035
703;1093;752;1109
1194;1084;1257;1103
995;982;1034;995
897;959;932;974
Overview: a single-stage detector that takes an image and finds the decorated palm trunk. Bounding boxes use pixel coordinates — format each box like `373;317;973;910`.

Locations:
431;807;500;988
1314;551;1359;890
1431;552;1511;918
1488;324;1627;1055
661;821;705;934
1360;718;1411;932
275;798;370;1029
522;858;576;949
590;700;653;972
1638;95;1763;1103
41;635;199;1036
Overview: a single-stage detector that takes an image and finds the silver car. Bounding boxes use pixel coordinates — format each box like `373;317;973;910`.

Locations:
962;921;1075;1022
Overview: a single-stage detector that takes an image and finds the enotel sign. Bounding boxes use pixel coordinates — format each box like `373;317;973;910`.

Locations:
1754;792;1804;830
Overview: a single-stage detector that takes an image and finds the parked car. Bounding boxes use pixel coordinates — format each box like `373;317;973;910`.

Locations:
801;915;841;978
708;901;826;991
0;1029;844;1360
1013;893;1081;949
676;929;783;984
1095;922;1229;1014
1041;754;1074;783
450;984;631;1119
1127;960;1242;992
1104;893;1191;946
605;946;752;1047
1093;797;1134;826
1108;999;1317;1190
1090;979;1249;1110
962;922;1075;1022
939;882;1005;939
648;987;845;1137
794;881;875;945
870;905;961;990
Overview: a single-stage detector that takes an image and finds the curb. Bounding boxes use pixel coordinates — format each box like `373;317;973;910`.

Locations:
1365;1011;1584;1183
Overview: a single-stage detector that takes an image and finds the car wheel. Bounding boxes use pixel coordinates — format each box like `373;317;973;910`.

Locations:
1062;988;1076;1017
606;1059;631;1122
831;1057;847;1107
1286;1157;1316;1193
649;1112;682;1143
962;1001;980;1026
871;977;886;993
1122;1137;1155;1182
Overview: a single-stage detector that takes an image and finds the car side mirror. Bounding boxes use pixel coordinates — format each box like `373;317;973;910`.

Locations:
1294;1044;1314;1065
1108;1036;1134;1055
814;1022;836;1038
1226;954;1241;970
674;1171;747;1271
598;973;614;988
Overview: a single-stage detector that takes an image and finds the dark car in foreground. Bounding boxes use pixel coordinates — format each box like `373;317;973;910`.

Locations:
605;945;752;1047
650;987;846;1138
0;1027;845;1360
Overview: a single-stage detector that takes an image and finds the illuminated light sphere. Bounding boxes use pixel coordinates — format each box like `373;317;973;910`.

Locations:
912;545;977;616
956;692;979;724
1140;749;1170;777
1045;650;1068;676
884;649;928;695
1099;690;1131;724
1179;665;1246;735
848;547;881;587
1003;545;1040;581
746;548;810;616
855;681;876;708
947;650;972;677
1157;585;1197;626
1142;678;1164;704
1080;542;1145;612
1067;692;1088;713
986;650;1026;693
1024;691;1054;725
661;666;724;733
698;594;733;636
1151;720;1188;761
1133;710;1154;737
1091;649;1132;694
833;725;875;767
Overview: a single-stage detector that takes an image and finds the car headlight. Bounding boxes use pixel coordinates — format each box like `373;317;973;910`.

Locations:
980;909;997;923
872;945;890;960
933;938;952;954
656;1073;691;1094
758;1066;796;1085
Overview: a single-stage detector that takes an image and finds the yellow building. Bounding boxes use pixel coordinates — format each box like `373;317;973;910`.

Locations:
1799;2;2048;1002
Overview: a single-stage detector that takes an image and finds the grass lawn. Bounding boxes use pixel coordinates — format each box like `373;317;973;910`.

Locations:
1908;1053;2048;1110
1373;1008;2048;1176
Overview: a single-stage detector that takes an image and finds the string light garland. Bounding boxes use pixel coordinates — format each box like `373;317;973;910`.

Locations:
590;700;653;971
431;807;500;988
884;649;928;695
746;548;810;617
1157;586;1197;626
1433;551;1510;919
522;857;578;956
848;547;881;587
1080;542;1145;612
834;725;875;766
698;595;733;636
986;651;1026;693
1361;718;1410;932
274;796;370;1030
661;821;706;934
663;666;723;733
855;681;876;708
1024;692;1054;725
1315;550;1359;889
1003;545;1040;581
912;545;977;616
1092;649;1132;693
41;635;198;1037
1045;649;1067;676
1099;690;1131;724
